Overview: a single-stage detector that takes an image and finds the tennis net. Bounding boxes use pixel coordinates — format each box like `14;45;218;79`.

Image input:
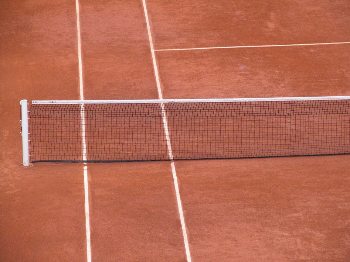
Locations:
20;97;350;165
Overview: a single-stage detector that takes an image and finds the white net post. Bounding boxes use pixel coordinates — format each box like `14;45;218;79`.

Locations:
20;99;30;166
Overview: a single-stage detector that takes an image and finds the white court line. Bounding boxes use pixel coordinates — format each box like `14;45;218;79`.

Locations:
155;41;350;52
83;166;91;262
141;0;192;261
75;0;92;261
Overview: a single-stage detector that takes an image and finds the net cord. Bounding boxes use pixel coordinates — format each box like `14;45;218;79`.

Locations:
31;96;350;105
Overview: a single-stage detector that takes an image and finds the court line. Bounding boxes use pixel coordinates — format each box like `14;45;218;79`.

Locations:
141;1;192;261
155;41;350;52
75;0;92;262
83;165;91;262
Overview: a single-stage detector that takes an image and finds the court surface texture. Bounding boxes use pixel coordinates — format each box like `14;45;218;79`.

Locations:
1;0;350;261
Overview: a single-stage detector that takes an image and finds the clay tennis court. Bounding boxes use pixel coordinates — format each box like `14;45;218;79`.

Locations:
1;0;350;261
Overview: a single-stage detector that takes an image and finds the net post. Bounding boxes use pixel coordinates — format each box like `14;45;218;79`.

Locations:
20;99;30;166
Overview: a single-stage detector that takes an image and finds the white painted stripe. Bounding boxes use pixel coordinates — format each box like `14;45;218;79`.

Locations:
80;106;88;162
141;0;163;99
83;165;91;262
155;41;350;52
32;96;350;104
170;161;192;260
76;0;84;101
75;0;92;261
141;0;192;261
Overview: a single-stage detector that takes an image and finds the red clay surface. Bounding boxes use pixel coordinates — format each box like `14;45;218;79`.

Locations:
1;0;85;261
88;163;185;261
176;156;350;261
157;45;350;98
1;0;350;261
147;0;350;49
80;0;158;99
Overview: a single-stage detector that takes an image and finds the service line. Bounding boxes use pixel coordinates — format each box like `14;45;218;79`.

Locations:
155;41;350;52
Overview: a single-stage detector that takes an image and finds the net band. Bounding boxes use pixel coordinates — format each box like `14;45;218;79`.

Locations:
32;96;350;104
23;97;350;163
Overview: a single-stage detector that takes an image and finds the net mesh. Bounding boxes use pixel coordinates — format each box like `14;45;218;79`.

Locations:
28;99;350;162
